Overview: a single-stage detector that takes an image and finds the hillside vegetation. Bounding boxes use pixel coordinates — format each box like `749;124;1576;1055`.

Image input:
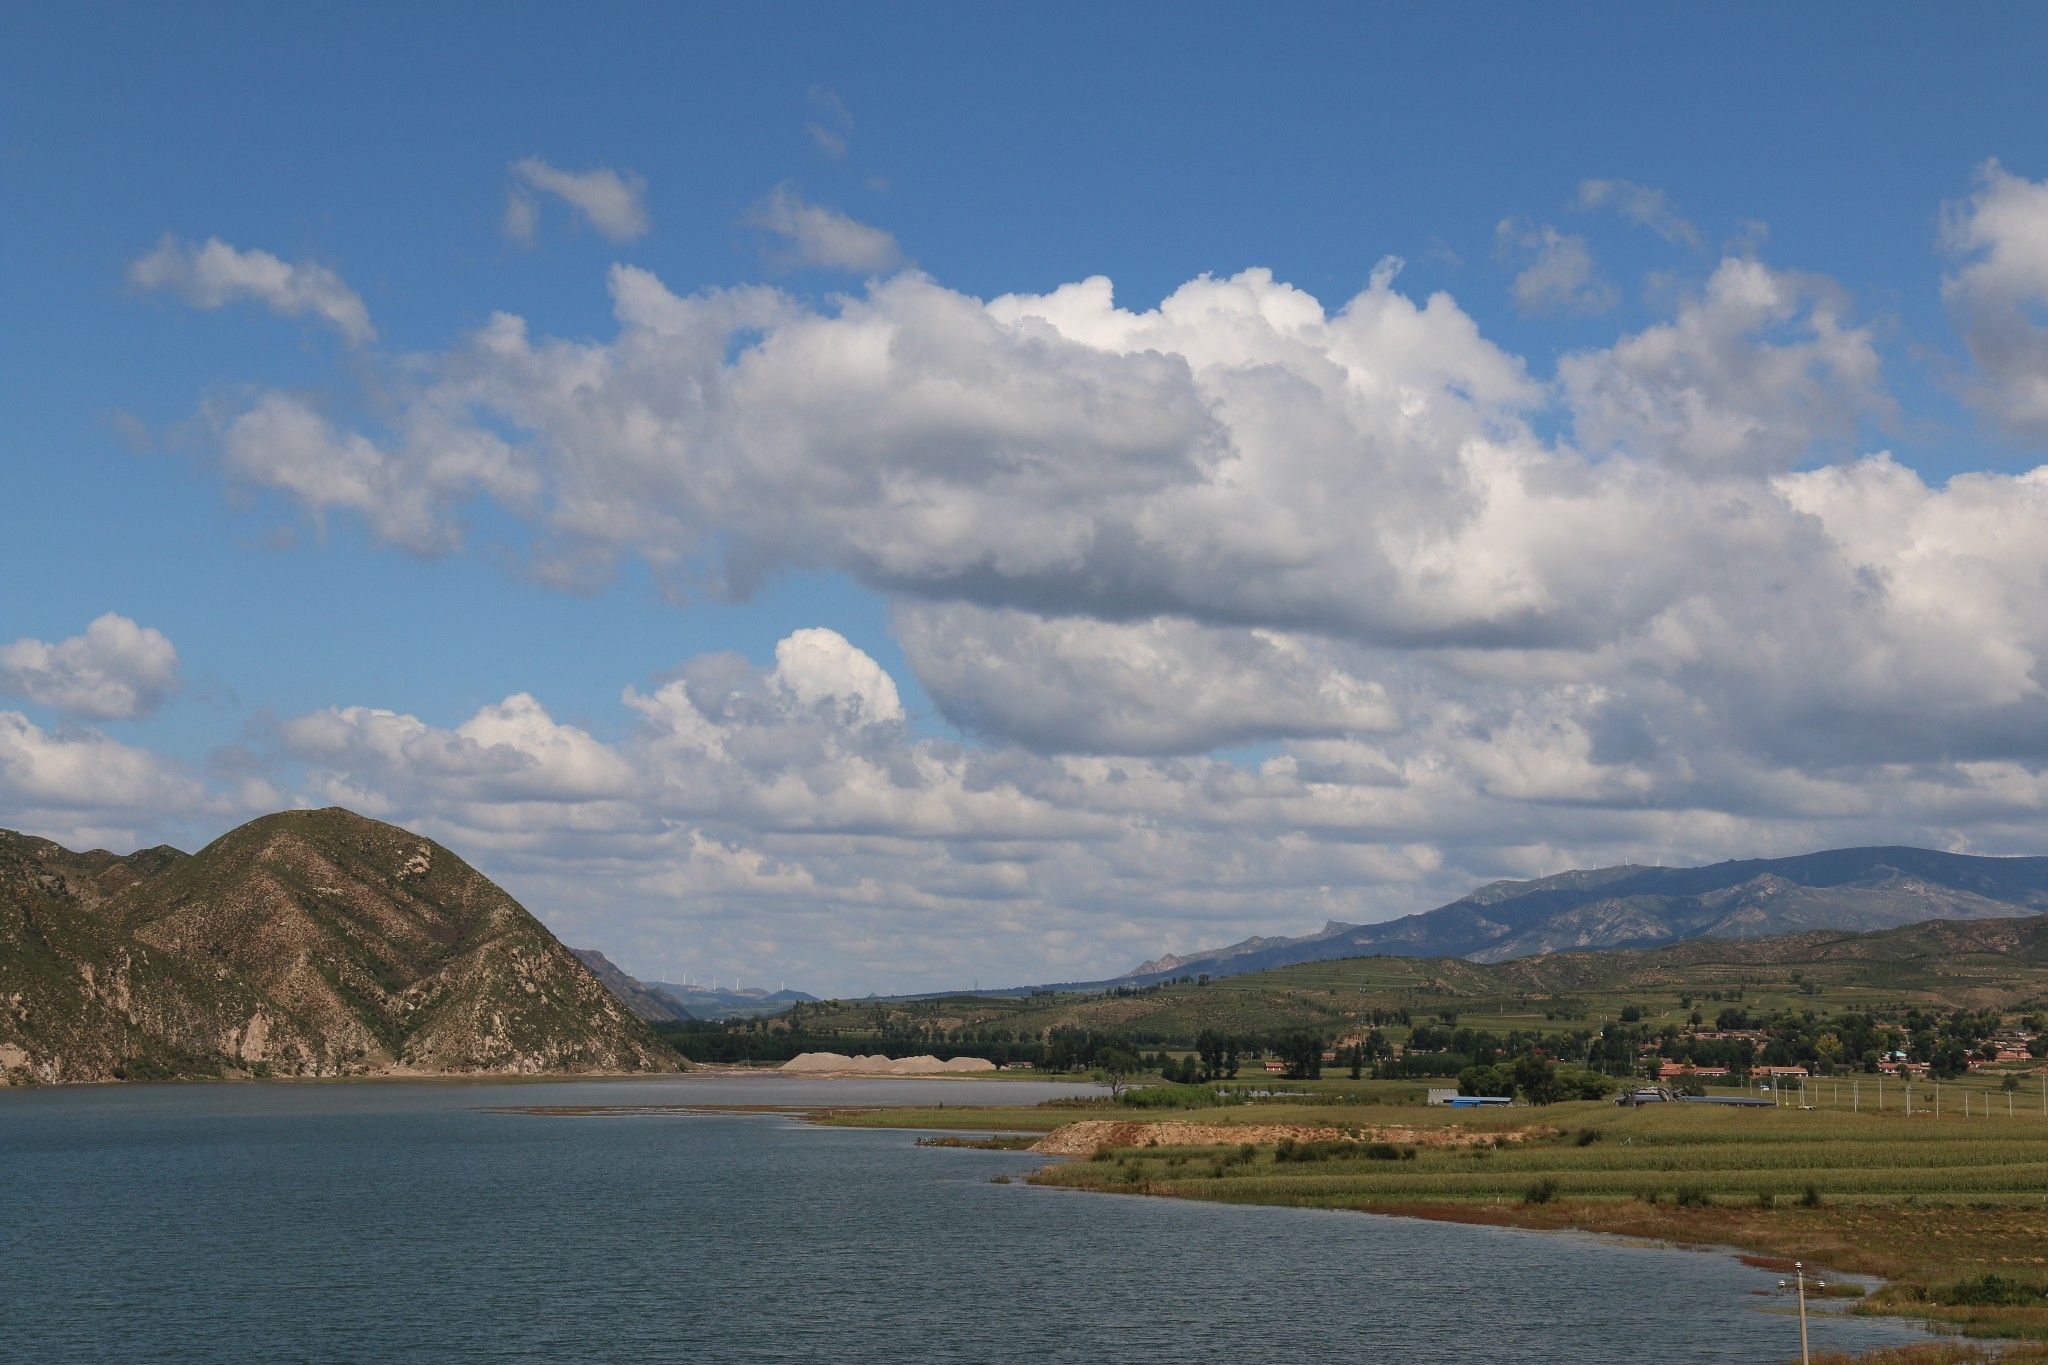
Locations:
760;914;2048;1059
1;809;676;1084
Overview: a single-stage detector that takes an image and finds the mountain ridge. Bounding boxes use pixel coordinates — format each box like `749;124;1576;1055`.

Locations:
568;950;818;1022
1119;845;2048;984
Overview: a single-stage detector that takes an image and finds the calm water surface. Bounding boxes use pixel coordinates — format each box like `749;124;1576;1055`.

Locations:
0;1076;1937;1362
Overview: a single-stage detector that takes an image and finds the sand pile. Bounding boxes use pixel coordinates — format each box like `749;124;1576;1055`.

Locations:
779;1052;996;1075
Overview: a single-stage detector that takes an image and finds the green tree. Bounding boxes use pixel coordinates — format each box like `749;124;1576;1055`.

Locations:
1276;1032;1324;1079
1511;1052;1563;1105
1092;1047;1142;1101
1457;1063;1510;1097
1559;1069;1616;1100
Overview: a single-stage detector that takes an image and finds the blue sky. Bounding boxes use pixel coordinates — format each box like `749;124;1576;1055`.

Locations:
6;5;2048;993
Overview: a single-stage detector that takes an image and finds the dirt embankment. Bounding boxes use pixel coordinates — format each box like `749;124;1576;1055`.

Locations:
1030;1119;1550;1157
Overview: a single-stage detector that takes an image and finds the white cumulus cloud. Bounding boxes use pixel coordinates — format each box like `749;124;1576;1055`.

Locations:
1559;256;1887;473
505;157;651;243
0;711;208;838
897;605;1397;755
0;614;181;720
744;185;902;272
129;236;374;344
217;390;533;555
1575;178;1705;251
1942;159;2048;435
1497;219;1615;315
283;693;633;804
771;628;904;726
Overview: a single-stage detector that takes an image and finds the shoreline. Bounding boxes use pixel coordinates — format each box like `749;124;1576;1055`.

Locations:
0;1066;688;1093
822;1102;2048;1357
0;1062;1074;1092
882;1115;1958;1357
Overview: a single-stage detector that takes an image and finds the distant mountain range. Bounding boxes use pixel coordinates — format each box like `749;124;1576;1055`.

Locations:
571;949;816;1022
1;808;676;1084
1122;846;2048;984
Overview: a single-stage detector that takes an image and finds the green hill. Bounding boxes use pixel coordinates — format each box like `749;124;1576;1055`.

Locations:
1;808;677;1084
779;914;2048;1049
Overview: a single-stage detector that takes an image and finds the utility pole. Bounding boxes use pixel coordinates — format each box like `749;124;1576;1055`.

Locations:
1779;1261;1821;1364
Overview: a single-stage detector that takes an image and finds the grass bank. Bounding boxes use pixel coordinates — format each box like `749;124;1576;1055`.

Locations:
827;1091;2048;1350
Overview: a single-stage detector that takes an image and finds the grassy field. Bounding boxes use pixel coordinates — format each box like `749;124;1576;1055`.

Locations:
826;1086;2048;1350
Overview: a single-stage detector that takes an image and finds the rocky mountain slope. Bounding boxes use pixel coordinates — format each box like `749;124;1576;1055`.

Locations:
2;809;677;1084
571;949;686;1023
1123;846;2048;984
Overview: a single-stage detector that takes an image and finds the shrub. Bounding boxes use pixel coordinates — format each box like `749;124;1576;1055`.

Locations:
1799;1185;1822;1208
1574;1128;1601;1147
990;1174;1011;1185
1941;1275;2043;1307
1674;1187;1712;1209
1523;1177;1560;1205
1756;1191;1776;1210
1364;1142;1405;1161
1120;1083;1244;1110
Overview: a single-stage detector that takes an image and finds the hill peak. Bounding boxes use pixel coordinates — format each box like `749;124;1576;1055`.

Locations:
2;809;677;1085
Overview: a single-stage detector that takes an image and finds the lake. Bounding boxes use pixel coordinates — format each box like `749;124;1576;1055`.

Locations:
0;1076;1938;1362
